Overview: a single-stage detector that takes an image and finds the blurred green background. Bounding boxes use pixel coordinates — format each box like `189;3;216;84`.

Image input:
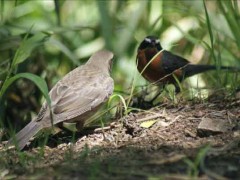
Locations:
0;0;239;137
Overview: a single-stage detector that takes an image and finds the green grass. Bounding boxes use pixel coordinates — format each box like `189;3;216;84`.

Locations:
185;145;210;179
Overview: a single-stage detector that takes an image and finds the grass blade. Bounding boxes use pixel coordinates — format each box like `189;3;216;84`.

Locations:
12;33;50;68
0;73;51;106
97;1;112;49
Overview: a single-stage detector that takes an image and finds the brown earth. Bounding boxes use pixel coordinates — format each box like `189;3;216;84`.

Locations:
0;99;240;180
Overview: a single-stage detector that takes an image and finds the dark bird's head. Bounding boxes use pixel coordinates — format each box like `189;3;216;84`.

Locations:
138;36;162;51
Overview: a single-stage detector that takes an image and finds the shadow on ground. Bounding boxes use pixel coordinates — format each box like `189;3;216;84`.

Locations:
1;100;240;179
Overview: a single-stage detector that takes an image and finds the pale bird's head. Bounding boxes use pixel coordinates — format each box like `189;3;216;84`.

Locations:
87;50;114;74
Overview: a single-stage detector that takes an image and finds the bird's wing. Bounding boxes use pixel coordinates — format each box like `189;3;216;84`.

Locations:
162;51;190;74
49;73;113;124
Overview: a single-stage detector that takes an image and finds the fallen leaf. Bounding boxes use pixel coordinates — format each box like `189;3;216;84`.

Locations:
140;120;158;128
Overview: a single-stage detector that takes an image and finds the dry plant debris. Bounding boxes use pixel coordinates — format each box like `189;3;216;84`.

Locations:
0;100;240;179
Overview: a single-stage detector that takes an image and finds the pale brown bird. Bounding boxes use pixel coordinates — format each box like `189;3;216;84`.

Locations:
8;50;114;150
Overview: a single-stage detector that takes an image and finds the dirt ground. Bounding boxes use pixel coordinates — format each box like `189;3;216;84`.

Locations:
1;99;240;180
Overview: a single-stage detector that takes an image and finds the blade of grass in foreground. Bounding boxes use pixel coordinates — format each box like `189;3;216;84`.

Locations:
11;33;49;68
203;0;216;63
218;0;240;48
0;73;51;106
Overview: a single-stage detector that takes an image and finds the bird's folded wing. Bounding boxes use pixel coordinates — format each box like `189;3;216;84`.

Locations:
50;77;113;124
162;51;189;73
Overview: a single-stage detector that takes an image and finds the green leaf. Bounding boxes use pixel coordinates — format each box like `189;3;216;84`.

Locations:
47;38;79;65
11;33;49;68
108;94;128;115
116;1;148;54
97;0;112;49
203;0;216;63
218;0;240;48
203;0;214;48
140;120;158;128
0;73;51;106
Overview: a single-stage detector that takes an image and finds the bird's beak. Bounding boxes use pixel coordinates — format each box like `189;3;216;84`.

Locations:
151;41;156;47
109;59;113;72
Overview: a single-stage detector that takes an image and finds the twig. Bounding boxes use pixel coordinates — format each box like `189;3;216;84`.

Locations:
94;122;121;133
136;114;165;123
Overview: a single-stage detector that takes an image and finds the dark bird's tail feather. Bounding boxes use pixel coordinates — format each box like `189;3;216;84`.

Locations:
7;121;42;150
183;64;240;78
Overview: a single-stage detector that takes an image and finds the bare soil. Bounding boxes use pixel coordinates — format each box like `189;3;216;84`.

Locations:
1;99;240;180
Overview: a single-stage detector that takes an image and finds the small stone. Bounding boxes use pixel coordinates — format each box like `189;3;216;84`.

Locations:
197;117;232;137
194;111;205;118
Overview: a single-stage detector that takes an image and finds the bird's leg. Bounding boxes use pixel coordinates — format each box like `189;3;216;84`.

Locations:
75;121;84;131
147;83;166;104
130;86;152;109
174;84;181;93
148;84;180;105
148;88;164;104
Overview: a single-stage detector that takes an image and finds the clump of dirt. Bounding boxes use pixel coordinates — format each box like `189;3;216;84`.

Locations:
1;100;240;179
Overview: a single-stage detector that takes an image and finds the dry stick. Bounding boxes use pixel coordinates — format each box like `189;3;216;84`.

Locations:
94;122;121;133
170;115;182;124
136;114;165;123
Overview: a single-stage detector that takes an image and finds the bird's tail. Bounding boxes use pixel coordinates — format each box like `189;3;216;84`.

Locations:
183;64;240;78
7;121;42;150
